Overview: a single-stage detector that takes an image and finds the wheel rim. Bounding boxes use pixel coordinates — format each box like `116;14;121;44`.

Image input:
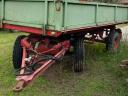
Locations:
114;37;119;49
113;32;122;50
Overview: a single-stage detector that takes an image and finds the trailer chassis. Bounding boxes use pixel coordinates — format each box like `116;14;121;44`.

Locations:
11;24;122;92
13;35;70;91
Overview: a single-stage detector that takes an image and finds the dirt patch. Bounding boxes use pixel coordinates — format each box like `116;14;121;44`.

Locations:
42;54;88;96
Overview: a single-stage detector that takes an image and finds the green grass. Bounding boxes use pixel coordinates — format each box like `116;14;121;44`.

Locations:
0;31;128;96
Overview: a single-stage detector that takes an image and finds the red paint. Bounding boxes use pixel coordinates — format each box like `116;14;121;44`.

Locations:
3;23;43;35
16;47;68;83
3;23;62;37
20;47;27;75
47;31;62;37
64;22;128;34
64;23;116;34
14;39;70;91
3;22;125;37
114;32;122;49
36;40;70;55
21;38;32;49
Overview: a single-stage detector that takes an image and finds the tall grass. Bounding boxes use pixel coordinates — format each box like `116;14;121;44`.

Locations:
0;31;128;96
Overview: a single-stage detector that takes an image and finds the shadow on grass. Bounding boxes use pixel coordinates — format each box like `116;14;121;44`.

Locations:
40;41;128;96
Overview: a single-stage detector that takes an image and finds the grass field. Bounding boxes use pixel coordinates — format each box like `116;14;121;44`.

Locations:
0;31;128;96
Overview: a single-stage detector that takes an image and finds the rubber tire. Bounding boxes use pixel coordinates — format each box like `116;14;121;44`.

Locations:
13;35;26;69
106;29;122;52
73;37;85;72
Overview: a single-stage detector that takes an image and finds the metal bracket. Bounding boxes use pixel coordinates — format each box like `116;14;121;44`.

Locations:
55;0;62;11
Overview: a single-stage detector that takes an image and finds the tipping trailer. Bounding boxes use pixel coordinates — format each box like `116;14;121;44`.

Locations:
0;0;128;91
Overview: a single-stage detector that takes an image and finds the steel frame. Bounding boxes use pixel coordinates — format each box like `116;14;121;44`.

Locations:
13;37;70;92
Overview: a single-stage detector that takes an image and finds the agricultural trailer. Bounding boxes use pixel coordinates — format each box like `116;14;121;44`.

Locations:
0;0;128;91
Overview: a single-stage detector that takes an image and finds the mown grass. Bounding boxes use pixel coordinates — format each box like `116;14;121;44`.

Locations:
0;31;128;96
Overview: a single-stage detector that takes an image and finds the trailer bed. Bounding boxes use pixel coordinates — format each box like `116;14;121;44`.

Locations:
0;0;128;34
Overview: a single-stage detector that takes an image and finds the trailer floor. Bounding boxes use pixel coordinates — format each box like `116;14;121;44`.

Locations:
0;31;128;96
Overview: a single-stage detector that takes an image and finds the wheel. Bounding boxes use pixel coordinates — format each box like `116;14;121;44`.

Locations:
13;35;26;69
73;37;85;72
106;29;122;52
